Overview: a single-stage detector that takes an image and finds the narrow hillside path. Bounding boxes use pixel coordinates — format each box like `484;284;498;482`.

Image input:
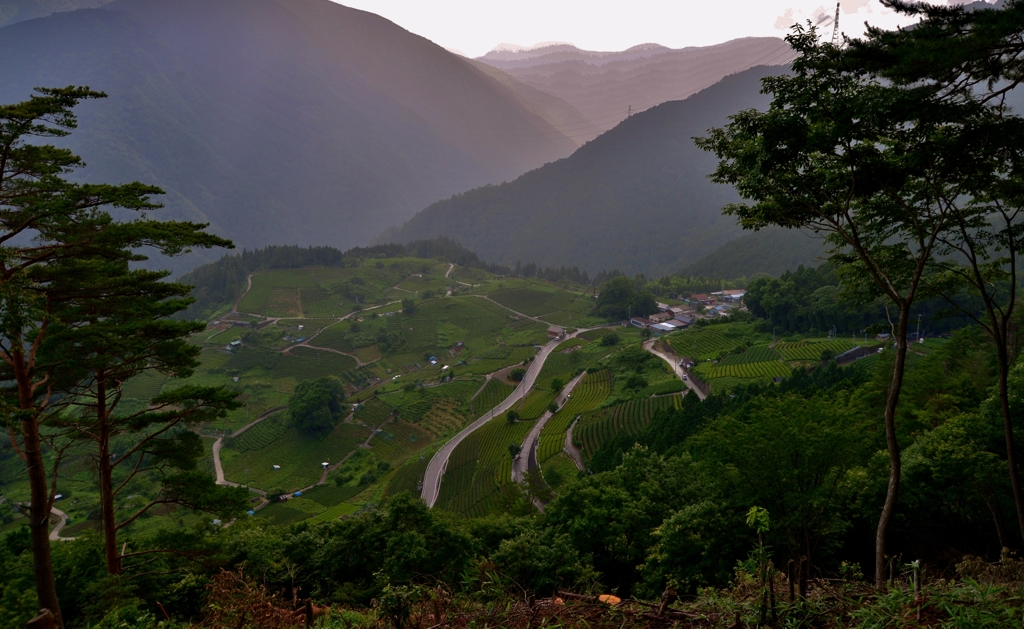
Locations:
473;295;554;326
275;300;400;365
291;410;382;493
212;406;288;492
564;419;585;470
644;339;706;401
421;326;599;508
50;506;71;541
230;274;254;315
512;371;587;485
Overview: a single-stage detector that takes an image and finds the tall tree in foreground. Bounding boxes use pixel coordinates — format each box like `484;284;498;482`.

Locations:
51;255;245;575
848;0;1024;549
696;28;996;587
0;87;230;626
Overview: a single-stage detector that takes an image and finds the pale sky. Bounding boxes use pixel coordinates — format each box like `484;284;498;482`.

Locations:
333;0;977;58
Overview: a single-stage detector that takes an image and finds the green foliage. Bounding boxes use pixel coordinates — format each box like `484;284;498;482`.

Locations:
289;377;346;436
593;276;657;320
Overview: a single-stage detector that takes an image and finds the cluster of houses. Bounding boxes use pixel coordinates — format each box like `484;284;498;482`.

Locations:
627;290;746;335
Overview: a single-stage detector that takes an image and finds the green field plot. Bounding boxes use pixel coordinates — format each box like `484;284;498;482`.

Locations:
489;286;596;324
517;389;557;420
229;411;289;452
314;323;354;352
368;421;431;462
461;346;536;375
275;318;340;340
379;379;480;436
385;457;429;498
718;345;780;365
353;398;394;425
667;323;769;360
489;288;555;316
270;347;358;381
301;483;365;507
775;339;855;361
224;346;280;373
221;422;372;492
121;370;167;400
254;503;308;526
238;270;317;315
706;376;765;392
541;452;581;489
537;370;612;465
471;378;515;416
694;359;791;380
312;502;362;523
639;379;686;396
577;394;683;461
397;275;449;294
435;411;534;517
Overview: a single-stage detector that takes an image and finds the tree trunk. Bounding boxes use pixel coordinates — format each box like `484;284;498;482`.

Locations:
874;306;911;588
97;377;121;574
21;414;64;629
995;342;1024;546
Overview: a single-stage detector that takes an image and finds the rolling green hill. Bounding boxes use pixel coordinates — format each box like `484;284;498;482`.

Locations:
377;65;788;277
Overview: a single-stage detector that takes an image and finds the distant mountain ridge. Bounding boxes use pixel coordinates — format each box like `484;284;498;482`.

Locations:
0;0;113;26
0;0;582;272
377;65;790;277
476;38;796;142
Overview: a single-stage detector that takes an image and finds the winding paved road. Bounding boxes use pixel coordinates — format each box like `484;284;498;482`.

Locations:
564;419;585;470
644;339;706;401
511;370;587;485
421;328;596;507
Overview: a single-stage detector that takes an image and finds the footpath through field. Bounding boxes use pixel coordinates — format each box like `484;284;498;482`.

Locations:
421;327;599;507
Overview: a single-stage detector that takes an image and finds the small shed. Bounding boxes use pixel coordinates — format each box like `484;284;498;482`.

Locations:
547;325;565;339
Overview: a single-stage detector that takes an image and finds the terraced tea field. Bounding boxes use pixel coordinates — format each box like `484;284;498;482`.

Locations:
221;421;372;491
667;322;768;360
237;270;317;316
577;394;684;461
434;410;534;517
537;370;612;465
775;339;855;361
694;359;792;380
472;378;515;416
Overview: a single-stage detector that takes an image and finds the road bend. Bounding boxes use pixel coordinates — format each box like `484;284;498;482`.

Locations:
421;327;596;507
511;370;587;484
644;339;706;401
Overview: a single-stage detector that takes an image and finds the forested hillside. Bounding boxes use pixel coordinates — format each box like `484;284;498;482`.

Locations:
0;0;580;272
678;227;826;278
379;66;786;276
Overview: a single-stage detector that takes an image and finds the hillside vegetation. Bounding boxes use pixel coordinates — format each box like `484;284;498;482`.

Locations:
378;66;787;276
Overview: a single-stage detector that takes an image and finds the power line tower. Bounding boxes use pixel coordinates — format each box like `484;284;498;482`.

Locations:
832;2;841;46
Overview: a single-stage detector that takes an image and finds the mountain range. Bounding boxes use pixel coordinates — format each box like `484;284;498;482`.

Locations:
0;0;806;278
0;0;584;270
475;38;796;143
378;65;812;277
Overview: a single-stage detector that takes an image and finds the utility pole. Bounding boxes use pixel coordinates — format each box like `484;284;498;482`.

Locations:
917;313;922;344
628;105;632;118
832;2;841;46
